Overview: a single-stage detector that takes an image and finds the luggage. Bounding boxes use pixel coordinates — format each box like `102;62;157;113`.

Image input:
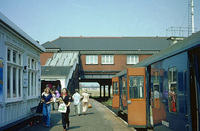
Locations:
88;103;92;108
36;102;43;113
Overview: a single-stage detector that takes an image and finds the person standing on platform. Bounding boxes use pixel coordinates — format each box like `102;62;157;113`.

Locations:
51;85;56;110
72;89;81;116
55;87;61;107
41;87;53;128
81;89;89;115
59;88;71;131
57;84;61;94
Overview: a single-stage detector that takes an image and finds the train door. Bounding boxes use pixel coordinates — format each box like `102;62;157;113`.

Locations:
112;77;120;109
118;75;128;121
127;67;147;127
150;65;167;128
121;75;128;112
189;47;200;131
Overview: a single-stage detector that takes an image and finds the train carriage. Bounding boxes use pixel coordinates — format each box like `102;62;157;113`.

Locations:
112;31;200;131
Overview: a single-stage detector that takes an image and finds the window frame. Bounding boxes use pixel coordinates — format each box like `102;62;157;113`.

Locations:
27;57;38;99
6;47;23;102
128;75;145;99
86;55;98;65
101;55;114;65
127;55;139;65
122;78;127;96
113;81;119;95
168;67;178;113
152;71;161;109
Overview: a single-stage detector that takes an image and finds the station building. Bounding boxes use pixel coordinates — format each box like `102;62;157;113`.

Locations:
41;36;170;96
0;12;45;129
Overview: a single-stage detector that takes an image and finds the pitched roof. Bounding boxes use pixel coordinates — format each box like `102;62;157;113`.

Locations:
42;37;170;51
41;66;71;77
114;31;200;77
131;31;200;68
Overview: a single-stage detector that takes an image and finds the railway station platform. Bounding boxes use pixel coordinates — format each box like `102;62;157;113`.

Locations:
19;99;135;131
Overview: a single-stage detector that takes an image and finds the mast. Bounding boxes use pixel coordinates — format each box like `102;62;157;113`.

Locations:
188;0;195;36
191;0;194;33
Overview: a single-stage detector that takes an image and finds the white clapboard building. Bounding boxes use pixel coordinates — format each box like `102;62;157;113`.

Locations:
0;12;45;130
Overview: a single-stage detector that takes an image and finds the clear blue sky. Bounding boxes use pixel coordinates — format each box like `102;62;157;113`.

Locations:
0;0;200;44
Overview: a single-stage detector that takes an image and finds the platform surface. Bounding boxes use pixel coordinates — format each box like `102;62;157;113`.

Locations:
20;99;135;131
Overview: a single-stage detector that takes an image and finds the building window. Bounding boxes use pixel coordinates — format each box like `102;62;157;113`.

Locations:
86;55;98;64
113;82;118;95
18;69;22;97
127;55;139;64
34;61;37;70
168;67;178;113
7;66;11;98
28;57;38;97
7;49;11;62
101;55;114;64
129;76;144;99
13;67;17;97
6;47;23;99
13;50;17;63
153;71;160;108
28;58;30;68
18;54;22;65
31;59;34;69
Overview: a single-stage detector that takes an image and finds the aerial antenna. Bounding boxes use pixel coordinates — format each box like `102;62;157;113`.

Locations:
191;0;194;33
188;0;195;36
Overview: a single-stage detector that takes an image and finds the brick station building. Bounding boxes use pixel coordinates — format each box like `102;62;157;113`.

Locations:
41;36;170;96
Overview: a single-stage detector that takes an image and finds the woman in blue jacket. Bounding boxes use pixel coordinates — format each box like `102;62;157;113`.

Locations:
41;87;53;128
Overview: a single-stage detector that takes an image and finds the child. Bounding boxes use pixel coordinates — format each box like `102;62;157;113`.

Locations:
51;90;56;110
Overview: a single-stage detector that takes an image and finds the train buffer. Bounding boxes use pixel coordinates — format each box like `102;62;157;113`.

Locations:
19;99;135;131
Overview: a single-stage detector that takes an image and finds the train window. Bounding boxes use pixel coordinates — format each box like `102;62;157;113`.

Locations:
122;77;127;97
153;71;160;108
168;67;178;113
113;82;119;95
129;76;144;99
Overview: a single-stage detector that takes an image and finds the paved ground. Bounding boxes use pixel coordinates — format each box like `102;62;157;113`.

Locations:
20;99;135;131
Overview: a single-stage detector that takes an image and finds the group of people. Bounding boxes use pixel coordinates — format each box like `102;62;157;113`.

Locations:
41;84;90;131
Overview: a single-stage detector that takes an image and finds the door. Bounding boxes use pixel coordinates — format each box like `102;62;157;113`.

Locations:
189;47;200;131
127;67;147;127
112;77;120;109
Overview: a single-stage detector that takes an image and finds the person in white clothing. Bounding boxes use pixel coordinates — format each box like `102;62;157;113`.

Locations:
81;89;89;115
72;89;81;116
154;89;159;98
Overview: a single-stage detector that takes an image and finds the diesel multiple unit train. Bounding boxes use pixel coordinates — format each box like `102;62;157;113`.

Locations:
112;31;200;131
